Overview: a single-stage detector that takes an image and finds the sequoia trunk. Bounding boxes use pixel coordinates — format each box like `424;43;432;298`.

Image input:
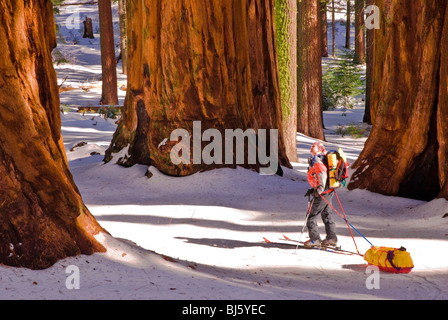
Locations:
0;0;105;269
438;4;448;199
354;0;365;64
105;0;291;176
98;0;118;105
364;0;374;124
320;0;328;57
118;0;127;74
275;0;298;162
297;0;325;140
345;0;350;49
348;0;448;201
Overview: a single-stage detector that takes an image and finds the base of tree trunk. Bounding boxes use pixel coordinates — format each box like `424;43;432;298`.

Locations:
348;0;448;201
83;17;94;39
0;0;107;270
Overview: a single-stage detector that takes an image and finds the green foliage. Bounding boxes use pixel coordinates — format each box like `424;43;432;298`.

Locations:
336;122;370;138
60;104;72;114
99;106;121;119
322;50;365;111
275;0;295;118
51;0;64;14
52;49;69;65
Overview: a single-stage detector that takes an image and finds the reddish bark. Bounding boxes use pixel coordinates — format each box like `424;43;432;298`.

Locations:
105;0;291;176
0;0;105;269
98;0;118;105
349;0;448;201
297;0;325;141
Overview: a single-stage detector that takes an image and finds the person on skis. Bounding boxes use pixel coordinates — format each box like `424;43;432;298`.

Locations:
304;142;338;248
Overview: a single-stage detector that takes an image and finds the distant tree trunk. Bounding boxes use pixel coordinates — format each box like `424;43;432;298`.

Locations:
297;0;325;140
320;0;329;57
0;0;105;270
345;0;351;49
275;0;298;162
83;16;94;39
105;0;291;176
354;0;365;64
363;0;373;124
348;0;448;201
118;0;127;75
331;0;335;56
98;0;118;105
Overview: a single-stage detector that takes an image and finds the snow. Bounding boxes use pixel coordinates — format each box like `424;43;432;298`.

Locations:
1;1;447;302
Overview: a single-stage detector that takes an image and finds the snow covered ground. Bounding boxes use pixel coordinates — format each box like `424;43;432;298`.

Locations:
1;2;447;302
3;107;447;301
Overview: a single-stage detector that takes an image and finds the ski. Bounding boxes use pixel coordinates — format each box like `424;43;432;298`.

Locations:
263;236;340;254
263;235;359;255
283;234;360;255
283;234;341;251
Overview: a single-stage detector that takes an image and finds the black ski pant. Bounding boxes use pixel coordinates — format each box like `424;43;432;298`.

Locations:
306;191;337;242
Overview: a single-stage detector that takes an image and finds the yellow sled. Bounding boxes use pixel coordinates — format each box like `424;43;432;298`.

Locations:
364;246;414;274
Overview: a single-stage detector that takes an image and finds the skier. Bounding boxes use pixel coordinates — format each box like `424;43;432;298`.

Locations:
304;142;338;248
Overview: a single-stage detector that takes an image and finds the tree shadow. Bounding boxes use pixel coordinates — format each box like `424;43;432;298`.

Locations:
95;213;301;234
341;263;369;272
175;236;313;251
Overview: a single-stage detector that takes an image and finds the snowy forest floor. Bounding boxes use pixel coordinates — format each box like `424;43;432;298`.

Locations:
0;2;447;301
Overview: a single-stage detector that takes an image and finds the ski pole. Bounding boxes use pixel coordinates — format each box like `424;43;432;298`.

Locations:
295;195;314;253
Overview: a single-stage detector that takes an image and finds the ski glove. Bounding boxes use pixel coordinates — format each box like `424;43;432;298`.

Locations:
304;189;314;197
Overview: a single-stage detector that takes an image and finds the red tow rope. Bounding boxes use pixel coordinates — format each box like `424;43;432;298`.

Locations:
319;190;363;256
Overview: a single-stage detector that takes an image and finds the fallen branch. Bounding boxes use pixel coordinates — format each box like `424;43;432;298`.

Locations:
58;82;127;93
58;76;69;89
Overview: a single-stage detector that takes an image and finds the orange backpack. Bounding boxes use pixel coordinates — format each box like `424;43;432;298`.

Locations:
308;148;349;189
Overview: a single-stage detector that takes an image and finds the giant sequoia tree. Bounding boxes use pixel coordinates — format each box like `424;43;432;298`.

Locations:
349;0;448;201
0;0;105;269
98;0;118;105
275;0;298;162
364;0;374;124
105;0;291;175
297;0;325;140
320;0;329;57
353;0;365;64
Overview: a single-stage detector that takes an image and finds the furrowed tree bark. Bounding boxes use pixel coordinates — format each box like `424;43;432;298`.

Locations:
438;4;448;199
0;0;106;270
83;16;94;39
118;0;127;75
345;0;351;49
105;0;291;176
98;0;118;105
331;0;335;56
354;0;365;64
348;0;448;201
297;0;325;140
363;0;374;124
248;0;289;171
275;0;298;162
320;0;329;57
